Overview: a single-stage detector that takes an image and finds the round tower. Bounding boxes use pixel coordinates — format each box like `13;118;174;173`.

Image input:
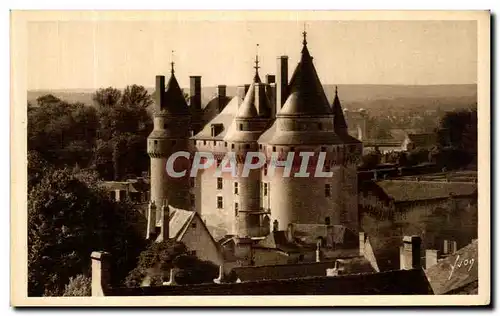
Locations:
258;31;362;231
147;65;192;219
224;53;272;238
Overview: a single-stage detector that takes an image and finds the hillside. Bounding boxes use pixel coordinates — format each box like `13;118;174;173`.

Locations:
28;84;477;111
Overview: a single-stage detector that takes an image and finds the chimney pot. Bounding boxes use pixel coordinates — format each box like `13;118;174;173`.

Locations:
400;235;422;270
91;251;110;296
359;232;366;256
155;75;166;112
217;85;227;98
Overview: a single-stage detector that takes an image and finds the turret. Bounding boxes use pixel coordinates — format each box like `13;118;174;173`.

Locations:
147;59;192;212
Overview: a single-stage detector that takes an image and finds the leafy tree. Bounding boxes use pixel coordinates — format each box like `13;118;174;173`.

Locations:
121;85;153;109
360;150;382;169
125;240;219;287
28;168;146;296
62;274;91;297
93;87;122;109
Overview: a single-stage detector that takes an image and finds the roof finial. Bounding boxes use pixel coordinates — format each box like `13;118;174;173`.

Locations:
170;50;175;74
253;44;261;82
335;85;338;96
302;22;308;46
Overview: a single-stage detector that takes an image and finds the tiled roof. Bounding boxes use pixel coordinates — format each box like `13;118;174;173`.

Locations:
155;206;196;241
231;257;374;282
292;224;358;248
278;40;332;117
106;268;433;296
201;95;233;123
425;240;478;295
376;180;477;202
158;73;190;116
192;96;241;140
332;88;348;136
406;133;437;148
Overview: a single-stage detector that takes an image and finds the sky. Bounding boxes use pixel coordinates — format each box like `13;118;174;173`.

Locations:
27;20;477;90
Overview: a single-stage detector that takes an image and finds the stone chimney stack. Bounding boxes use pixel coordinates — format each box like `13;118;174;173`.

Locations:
276;56;289;115
217;85;227;112
316;239;322;263
359;232;366;256
400;236;422;270
91;251;110;297
146;201;157;240
266;75;277;118
254;83;268;116
236;85;246;107
189;76;202;110
158;203;169;242
425;249;439;269
286;223;294;242
154;75;166;112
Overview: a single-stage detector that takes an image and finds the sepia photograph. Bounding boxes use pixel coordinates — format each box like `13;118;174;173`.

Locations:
10;10;490;306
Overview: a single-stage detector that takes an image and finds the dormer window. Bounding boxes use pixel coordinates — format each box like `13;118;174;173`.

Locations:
211;123;223;137
239;123;243;131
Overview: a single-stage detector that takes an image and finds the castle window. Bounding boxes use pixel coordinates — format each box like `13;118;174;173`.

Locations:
272;146;276;152
217;196;223;209
225;142;227;148
239;123;243;131
234;202;239;216
217;177;223;190
264;183;268;196
154;140;158;145
264;164;268;176
325;217;331;225
234;182;238;194
245;144;250;149
325;184;331;197
203;140;206;145
318;123;323;130
171;140;177;145
164;123;168;129
191;221;197;228
259;144;262;149
231;144;235;149
321;146;326;152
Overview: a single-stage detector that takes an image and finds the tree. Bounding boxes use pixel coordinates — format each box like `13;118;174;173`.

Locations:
121;85;153;109
125;240;219;287
62;274;91;297
28;168;146;296
360;150;382;169
93;87;122;109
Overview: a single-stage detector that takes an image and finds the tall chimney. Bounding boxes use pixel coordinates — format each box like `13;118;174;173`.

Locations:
425;249;439;269
155;75;165;112
158;203;169;242
146;201;157;240
254;83;268;116
400;236;422;270
276;56;289;115
91;251;110;297
265;75;277;119
189;76;201;110
443;240;449;255
217;85;227;112
236;85;246;108
359;232;366;256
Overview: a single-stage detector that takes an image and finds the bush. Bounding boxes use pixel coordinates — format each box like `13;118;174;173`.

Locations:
62;275;91;297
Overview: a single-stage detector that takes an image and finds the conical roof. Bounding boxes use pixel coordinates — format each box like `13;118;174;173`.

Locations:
160;71;190;115
279;34;332;117
332;86;348;135
236;83;259;119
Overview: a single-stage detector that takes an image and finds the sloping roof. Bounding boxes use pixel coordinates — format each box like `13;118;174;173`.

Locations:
376;180;477;202
256;231;302;253
292;224;358;248
192;95;241;140
106;268;433;296
231;258;373;282
332;88;349;135
202;96;233;123
278;37;332;117
406;133;437;148
155;206;196;241
157;73;190;116
101;180;149;193
425;239;478;295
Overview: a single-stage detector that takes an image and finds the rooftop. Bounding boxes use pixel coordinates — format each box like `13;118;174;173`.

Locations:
376;180;477;202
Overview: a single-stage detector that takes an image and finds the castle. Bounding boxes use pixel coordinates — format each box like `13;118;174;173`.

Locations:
147;31;363;241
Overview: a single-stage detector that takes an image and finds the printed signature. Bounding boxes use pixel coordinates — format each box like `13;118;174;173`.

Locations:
448;254;475;280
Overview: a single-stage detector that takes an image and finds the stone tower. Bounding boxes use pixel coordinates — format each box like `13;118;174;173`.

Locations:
147;64;192;220
258;31;362;231
224;52;272;238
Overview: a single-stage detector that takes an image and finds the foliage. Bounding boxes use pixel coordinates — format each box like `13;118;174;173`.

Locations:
360;150;382;169
28;85;153;180
28;168;146;296
125;240;219;287
62;274;91;297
